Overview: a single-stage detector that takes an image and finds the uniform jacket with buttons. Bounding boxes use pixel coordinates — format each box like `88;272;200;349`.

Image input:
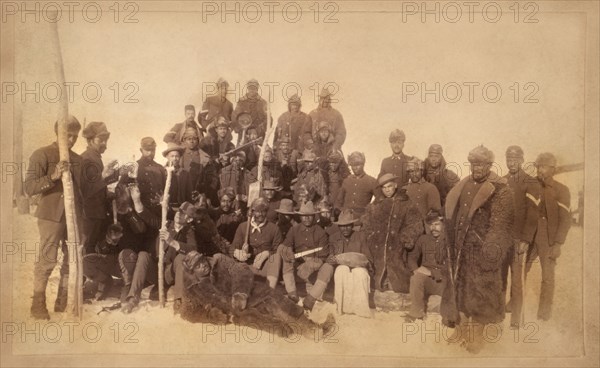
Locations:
378;152;413;189
504;168;535;239
231;220;283;258
521;176;571;246
282;222;330;260
24;142;83;223
335;172;378;214
137;157;167;208
402;178;441;219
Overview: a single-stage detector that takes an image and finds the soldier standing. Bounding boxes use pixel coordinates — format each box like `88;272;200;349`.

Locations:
403;157;441;220
137;137;166;209
199;77;233;129
378;129;413;190
442;145;513;353
275;93;311;152
25;117;83;319
502;145;534;328
335;152;378;217
232;79;269;140
164;105;205;144
80;122;118;255
521;152;571;321
307;88;346;150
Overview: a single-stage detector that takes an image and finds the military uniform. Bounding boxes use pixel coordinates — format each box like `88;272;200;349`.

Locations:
164;120;205;144
24;141;83;316
329;221;372;318
200;95;234;129
403;178;441;219
231;220;283;287
137;156;167;207
275;95;312;152
378;153;412;189
521;157;571;320
232;95;268;138
81;147;113;254
335;172;378;216
502;164;534;326
307;107;346;150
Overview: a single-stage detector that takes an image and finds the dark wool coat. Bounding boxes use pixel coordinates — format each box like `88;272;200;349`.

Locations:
24;142;83;223
441;172;514;325
361;191;424;293
180;253;326;338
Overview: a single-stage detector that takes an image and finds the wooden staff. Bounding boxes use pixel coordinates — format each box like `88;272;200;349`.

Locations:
159;162;174;308
49;18;83;318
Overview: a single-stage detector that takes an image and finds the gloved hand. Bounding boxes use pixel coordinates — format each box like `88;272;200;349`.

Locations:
253;250;270;269
234;248;250;262
517;241;529;255
549;243;562;260
326;254;338;266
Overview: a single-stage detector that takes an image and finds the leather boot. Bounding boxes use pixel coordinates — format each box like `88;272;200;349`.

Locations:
30;292;50;320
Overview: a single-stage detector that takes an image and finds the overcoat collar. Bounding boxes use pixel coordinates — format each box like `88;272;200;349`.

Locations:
445;172;506;220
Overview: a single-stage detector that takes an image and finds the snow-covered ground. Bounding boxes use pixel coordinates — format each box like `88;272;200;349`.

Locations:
4;208;589;361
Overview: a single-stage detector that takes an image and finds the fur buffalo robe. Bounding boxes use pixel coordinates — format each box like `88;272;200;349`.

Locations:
180;253;332;338
441;172;514;325
361;191;424;293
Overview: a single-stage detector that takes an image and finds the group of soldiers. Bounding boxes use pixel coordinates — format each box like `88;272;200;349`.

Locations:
24;78;572;353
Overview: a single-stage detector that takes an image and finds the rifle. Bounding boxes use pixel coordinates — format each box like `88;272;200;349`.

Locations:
219;137;263;160
159;161;174;308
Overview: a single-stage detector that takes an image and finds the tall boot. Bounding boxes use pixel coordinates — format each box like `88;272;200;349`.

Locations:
54;285;68;313
30;292;50;320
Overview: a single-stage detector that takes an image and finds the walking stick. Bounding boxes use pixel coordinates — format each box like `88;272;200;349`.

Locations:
49;16;83;319
159;161;174;308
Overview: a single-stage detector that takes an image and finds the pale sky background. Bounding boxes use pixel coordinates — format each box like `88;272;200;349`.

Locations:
12;2;585;194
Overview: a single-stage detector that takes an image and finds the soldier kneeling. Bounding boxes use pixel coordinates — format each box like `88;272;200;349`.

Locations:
180;251;335;339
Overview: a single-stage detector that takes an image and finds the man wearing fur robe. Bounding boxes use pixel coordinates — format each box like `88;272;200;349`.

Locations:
442;145;514;353
179;251;335;339
361;173;424;294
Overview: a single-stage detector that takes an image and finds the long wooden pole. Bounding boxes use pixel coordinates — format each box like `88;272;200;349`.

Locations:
159;163;174;308
50;20;83;318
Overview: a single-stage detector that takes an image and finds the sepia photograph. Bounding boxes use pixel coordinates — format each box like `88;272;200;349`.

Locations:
0;1;598;366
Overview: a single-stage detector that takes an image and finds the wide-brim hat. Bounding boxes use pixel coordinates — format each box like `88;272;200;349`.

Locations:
162;142;185;157
334;209;359;226
275;199;295;215
377;173;399;187
295;201;320;215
